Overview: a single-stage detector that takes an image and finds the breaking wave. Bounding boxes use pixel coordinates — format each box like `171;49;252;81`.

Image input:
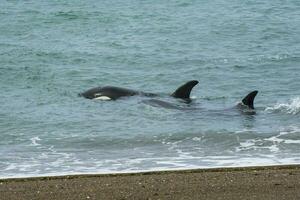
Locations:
265;97;300;115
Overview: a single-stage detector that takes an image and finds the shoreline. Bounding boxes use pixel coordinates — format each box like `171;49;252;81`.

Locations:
1;163;299;181
1;164;300;199
1;164;300;181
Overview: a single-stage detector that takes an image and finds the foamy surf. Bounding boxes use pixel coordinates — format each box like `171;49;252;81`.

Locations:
265;97;300;115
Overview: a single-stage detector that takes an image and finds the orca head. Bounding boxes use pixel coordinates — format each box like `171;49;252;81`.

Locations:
171;80;199;100
80;86;139;100
79;87;102;99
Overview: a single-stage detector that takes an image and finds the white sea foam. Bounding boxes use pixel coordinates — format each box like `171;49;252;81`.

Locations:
268;145;280;153
192;137;202;141
236;127;300;153
265;97;300;115
265;136;300;145
265;136;284;143
1;154;300;179
265;126;300;145
284;140;300;144
30;136;41;146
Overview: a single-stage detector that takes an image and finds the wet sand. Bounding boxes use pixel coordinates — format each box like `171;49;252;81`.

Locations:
1;165;300;200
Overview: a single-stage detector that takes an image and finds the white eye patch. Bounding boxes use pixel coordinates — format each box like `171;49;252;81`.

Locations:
94;96;112;100
94;93;102;97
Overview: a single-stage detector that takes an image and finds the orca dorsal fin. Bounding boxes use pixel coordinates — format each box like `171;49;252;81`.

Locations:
171;80;199;99
242;91;258;109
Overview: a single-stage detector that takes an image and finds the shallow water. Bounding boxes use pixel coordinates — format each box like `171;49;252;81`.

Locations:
0;0;300;178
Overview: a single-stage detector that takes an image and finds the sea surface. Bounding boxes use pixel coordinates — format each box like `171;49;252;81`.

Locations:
0;0;300;178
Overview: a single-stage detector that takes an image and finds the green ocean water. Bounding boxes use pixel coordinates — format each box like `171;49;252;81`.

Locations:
0;0;300;178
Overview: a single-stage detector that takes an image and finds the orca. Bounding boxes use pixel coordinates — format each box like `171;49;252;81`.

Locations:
142;90;259;112
80;80;199;101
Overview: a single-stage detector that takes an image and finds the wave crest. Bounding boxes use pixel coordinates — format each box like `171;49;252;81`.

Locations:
265;97;300;115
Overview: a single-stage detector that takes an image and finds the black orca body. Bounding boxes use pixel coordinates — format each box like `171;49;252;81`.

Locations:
80;80;199;101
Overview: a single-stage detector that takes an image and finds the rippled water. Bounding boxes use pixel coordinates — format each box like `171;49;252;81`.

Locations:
0;0;300;178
